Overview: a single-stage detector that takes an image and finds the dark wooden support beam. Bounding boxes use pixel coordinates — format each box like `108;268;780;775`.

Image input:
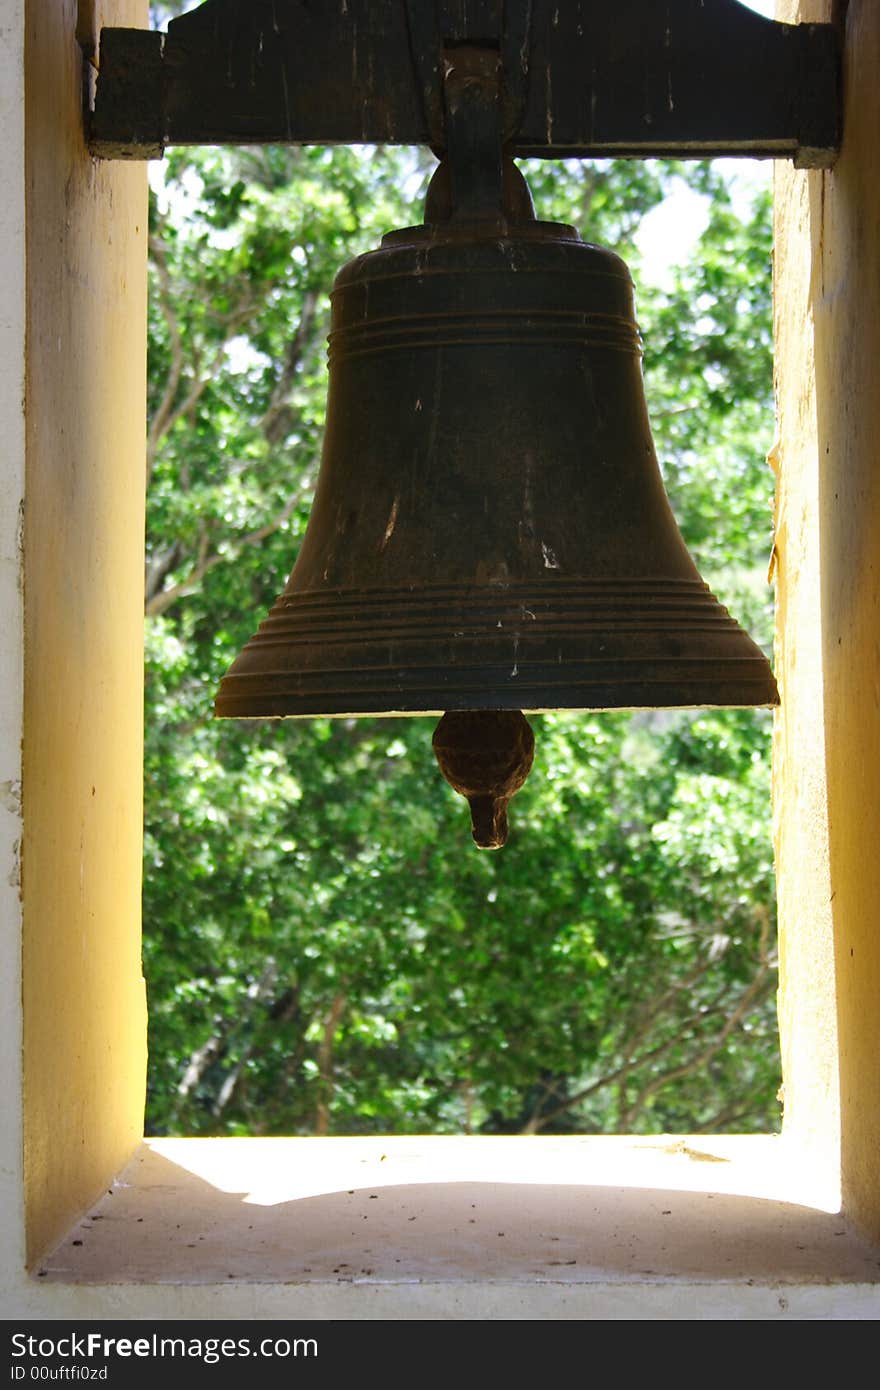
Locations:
88;0;842;168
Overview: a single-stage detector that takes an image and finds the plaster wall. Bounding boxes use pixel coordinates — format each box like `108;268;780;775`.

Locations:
771;0;840;1194
21;0;148;1265
774;0;880;1241
809;0;880;1240
0;0;27;1297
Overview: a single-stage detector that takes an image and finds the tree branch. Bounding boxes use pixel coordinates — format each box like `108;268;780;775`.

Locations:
617;964;774;1130
145;274;323;616
260;287;319;444
147;229;258;480
145;481;311;616
174;1023;225;1106
210;962;279;1121
315;991;347;1136
147;229;185;483
522;909;774;1134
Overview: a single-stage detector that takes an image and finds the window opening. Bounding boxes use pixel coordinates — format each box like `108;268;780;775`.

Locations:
143;130;779;1141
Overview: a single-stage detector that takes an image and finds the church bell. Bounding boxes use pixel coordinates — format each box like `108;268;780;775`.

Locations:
215;159;777;844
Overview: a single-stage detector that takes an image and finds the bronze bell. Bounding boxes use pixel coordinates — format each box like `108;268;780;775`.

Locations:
215;163;777;843
216;203;776;711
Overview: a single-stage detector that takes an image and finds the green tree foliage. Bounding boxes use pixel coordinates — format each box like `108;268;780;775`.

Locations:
143;9;779;1138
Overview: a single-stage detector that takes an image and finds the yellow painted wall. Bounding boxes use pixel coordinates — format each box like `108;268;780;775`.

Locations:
22;0;148;1264
775;0;880;1239
0;0;27;1292
772;0;841;1200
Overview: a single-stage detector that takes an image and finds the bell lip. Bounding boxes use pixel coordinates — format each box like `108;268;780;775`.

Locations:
215;699;779;720
214;677;780;721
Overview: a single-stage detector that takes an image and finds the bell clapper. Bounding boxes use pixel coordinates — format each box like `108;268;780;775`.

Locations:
432;710;535;850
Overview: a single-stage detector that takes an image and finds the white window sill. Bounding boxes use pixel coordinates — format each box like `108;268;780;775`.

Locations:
36;1134;880;1318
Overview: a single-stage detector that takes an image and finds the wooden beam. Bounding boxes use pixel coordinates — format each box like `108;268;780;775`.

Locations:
88;0;841;168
